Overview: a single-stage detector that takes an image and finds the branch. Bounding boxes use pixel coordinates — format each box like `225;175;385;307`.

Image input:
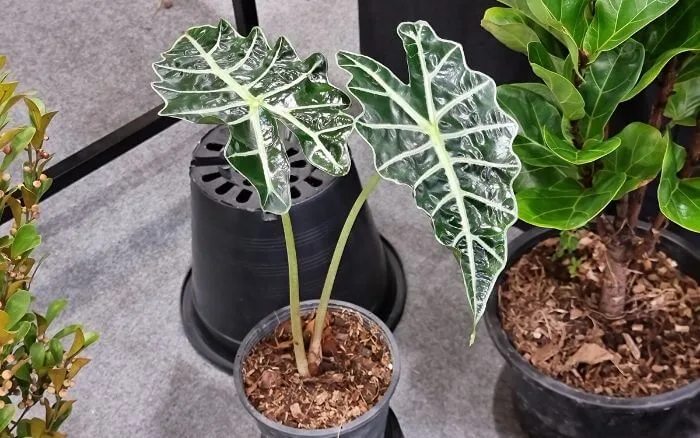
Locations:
626;57;679;229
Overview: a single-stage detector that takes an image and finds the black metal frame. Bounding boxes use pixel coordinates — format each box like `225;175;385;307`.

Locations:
1;1;259;223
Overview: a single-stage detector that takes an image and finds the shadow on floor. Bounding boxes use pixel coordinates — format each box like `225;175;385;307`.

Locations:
492;366;527;438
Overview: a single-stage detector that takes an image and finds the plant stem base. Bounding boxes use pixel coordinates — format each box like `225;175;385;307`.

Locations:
180;236;407;373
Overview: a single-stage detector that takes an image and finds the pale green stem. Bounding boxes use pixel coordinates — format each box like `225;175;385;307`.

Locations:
281;212;310;377
308;173;382;361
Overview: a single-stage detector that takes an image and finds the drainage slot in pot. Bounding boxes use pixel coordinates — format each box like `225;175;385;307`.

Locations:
202;172;221;182
290;186;301;199
236;189;252;203
291;160;306;168
206;142;224;152
305;175;322;187
215;182;235;195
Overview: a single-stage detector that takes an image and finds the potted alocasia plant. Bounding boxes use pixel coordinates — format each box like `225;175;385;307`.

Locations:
154;19;520;436
480;1;700;437
0;56;98;437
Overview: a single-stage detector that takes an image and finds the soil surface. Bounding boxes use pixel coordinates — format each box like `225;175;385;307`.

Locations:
499;230;700;397
242;309;393;429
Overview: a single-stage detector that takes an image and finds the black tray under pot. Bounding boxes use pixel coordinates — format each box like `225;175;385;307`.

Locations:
181;126;407;372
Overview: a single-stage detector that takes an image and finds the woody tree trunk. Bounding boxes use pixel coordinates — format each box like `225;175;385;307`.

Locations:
598;58;679;318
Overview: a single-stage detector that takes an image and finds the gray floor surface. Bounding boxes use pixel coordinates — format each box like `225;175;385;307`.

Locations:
2;1;527;436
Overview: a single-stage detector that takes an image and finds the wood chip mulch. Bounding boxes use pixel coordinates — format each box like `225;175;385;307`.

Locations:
499;230;700;397
242;309;393;429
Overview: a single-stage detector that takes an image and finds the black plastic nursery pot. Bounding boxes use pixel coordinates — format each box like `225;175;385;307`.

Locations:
486;227;700;438
181;126;407;372
233;300;402;438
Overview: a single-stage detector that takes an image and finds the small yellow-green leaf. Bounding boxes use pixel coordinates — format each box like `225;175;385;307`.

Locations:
6;289;31;328
46;299;67;325
0;404;15;430
49;338;64;364
29;417;46;438
83;330;99;347
48;368;67;391
10;223;41;259
67;358;90;380
5;196;22;227
67;328;84;358
53;324;81;339
0;311;9;329
29;342;46;368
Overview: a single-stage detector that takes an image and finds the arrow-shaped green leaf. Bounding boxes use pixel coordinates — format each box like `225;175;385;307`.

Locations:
338;21;520;336
152;20;353;214
517;170;626;229
658;138;700;232
583;0;678;60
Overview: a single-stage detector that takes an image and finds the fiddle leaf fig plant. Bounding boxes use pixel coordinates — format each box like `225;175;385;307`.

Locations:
338;21;520;338
152;19;353;215
482;0;700;317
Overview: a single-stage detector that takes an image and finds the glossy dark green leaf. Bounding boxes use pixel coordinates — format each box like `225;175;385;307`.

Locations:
543;128;621;163
0;405;15;430
497;84;563;142
676;53;700;83
528;42;585;119
579;39;645;139
513;136;575;166
664;76;700;126
514;161;578;191
6;290;31;329
482;7;543;54
624;0;700;100
602;122;666;196
526;0;589;67
508;82;558;106
583;0;678;59
0;126;34;171
11;321;31;342
10;223;41;258
517;170;626;229
152;20;353;214
658;138;700;231
338;22;520;335
49;338;64;364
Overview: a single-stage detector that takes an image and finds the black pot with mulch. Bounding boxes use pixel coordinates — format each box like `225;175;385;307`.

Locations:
233;300;401;438
181;126;407;372
486;226;700;438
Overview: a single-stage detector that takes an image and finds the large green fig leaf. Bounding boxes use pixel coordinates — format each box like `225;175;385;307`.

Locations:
527;42;585;120
602;122;665;196
583;0;678;60
517;170;626;229
658;138;700;231
579;39;645;140
515;161;578;191
624;0;700;101
337;22;520;336
526;0;589;68
543;128;622;164
497;84;574;167
664;72;700;126
482;7;544;55
152;19;353;214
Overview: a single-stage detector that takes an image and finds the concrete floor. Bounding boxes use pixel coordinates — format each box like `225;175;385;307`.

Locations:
2;1;525;436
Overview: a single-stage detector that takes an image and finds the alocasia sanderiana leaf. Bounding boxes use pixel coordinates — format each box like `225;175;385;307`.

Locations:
658;137;700;232
624;0;700;100
152;19;353;214
578;39;645;140
602;122;666;196
527;42;585;120
337;21;520;337
583;0;678;60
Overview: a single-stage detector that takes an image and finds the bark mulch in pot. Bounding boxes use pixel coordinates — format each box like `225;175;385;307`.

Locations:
242;309;393;429
499;230;700;397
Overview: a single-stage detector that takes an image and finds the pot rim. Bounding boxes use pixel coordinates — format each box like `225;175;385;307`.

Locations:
486;224;700;410
233;299;401;435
